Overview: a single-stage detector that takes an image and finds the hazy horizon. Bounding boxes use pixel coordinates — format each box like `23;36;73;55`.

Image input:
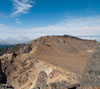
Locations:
0;35;99;45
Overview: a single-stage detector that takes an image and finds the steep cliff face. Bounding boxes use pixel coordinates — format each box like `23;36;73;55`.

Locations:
80;43;100;89
0;55;14;89
0;35;97;89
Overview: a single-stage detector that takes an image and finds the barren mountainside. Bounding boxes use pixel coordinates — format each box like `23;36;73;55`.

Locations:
0;35;98;89
22;35;97;74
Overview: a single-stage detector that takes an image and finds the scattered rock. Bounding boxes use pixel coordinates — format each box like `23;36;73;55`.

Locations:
0;84;14;89
33;71;80;89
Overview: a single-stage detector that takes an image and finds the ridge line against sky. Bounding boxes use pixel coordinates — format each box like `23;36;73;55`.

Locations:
0;0;100;44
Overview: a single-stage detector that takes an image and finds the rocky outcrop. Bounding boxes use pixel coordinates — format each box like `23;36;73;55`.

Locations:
34;71;47;89
33;71;80;89
0;60;14;89
47;81;80;89
0;54;14;89
80;43;100;89
0;61;7;84
47;81;79;89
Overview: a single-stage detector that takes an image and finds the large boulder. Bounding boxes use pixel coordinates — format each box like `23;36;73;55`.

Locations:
80;43;100;89
33;71;79;89
34;71;47;89
47;81;79;89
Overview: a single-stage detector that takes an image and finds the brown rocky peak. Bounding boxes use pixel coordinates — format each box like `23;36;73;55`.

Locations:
0;35;98;89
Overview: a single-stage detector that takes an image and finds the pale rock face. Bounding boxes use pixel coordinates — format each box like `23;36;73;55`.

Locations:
29;60;80;89
80;43;100;89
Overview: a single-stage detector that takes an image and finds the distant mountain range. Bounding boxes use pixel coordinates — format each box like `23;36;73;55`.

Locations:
0;44;25;56
0;45;14;49
0;35;99;45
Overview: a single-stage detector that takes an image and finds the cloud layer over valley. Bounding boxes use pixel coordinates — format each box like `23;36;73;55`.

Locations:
0;16;100;44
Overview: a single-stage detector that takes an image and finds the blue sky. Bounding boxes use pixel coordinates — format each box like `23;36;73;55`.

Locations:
0;0;100;44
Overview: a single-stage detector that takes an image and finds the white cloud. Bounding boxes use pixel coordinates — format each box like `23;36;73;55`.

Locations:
12;0;35;16
0;24;8;30
16;19;22;24
28;16;100;37
0;16;100;44
0;37;30;44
